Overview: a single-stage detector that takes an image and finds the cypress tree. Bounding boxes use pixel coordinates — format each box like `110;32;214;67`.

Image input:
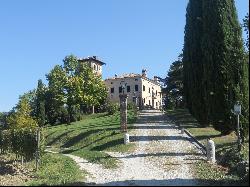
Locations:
183;0;209;126
202;0;249;135
183;0;249;135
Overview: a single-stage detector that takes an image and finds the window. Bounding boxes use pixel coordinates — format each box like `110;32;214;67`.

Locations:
156;90;157;96
156;102;158;107
135;78;138;81
143;85;145;91
143;98;145;103
111;82;113;84
149;100;151;105
127;85;130;92
94;64;96;70
119;86;122;93
135;85;138;91
149;88;151;93
111;88;114;93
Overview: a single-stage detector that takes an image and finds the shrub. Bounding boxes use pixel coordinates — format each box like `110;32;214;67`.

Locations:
107;102;119;115
127;102;136;110
0;130;11;154
0;127;44;161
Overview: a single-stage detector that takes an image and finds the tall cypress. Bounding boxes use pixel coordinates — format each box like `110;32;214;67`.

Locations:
183;0;249;135
202;0;249;135
183;0;209;126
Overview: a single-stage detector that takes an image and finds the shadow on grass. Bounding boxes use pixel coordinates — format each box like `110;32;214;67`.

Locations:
61;129;103;148
216;142;237;154
195;134;222;141
67;132;121;152
91;138;124;151
47;130;74;146
65;121;120;132
61;127;122;149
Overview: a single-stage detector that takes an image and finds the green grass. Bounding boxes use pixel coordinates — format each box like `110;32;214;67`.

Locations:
45;110;137;168
26;153;86;186
166;109;240;153
193;160;242;186
166;108;249;184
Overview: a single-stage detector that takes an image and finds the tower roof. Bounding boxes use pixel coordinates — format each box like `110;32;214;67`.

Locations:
78;56;106;65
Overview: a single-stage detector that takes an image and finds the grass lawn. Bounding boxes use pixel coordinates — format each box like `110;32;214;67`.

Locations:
166;109;247;156
166;108;249;185
26;153;86;186
44;110;137;168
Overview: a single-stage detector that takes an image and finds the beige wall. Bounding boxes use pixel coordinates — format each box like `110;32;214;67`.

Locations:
104;76;162;109
105;76;142;103
90;61;102;76
141;78;162;109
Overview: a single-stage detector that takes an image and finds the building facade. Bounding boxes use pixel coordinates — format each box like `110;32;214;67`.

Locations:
104;69;162;109
78;56;105;77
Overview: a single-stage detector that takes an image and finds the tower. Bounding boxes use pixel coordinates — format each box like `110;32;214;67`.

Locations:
78;56;106;77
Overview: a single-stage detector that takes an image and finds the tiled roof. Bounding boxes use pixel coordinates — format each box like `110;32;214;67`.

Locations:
113;73;142;79
78;56;106;65
105;73;162;87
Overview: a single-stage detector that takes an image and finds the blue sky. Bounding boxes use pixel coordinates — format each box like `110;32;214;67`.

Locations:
0;0;249;112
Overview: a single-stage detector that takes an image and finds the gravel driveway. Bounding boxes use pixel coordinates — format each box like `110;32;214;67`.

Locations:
66;110;206;186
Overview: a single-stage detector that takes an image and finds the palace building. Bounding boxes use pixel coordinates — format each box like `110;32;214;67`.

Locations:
78;56;163;110
104;69;163;109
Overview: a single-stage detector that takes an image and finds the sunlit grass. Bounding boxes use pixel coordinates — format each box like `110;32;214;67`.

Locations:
45;110;137;168
26;153;86;186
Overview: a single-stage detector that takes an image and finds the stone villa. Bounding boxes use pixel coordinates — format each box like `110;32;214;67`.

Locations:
104;69;162;109
78;56;162;109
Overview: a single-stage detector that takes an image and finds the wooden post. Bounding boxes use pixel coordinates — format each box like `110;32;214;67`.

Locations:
35;128;40;171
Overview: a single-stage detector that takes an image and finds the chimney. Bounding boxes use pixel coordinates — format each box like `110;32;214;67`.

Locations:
142;69;147;77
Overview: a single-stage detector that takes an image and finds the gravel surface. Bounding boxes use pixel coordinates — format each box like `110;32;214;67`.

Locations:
64;110;206;186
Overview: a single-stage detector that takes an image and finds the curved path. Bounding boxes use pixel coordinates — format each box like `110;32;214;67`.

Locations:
66;110;206;186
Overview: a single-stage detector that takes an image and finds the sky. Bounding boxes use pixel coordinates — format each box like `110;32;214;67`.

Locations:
0;0;249;112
